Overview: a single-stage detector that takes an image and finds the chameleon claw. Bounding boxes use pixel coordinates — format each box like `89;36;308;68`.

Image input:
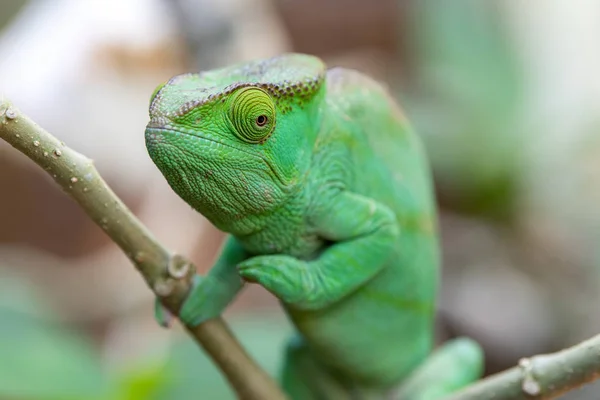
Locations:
154;297;174;328
237;266;259;283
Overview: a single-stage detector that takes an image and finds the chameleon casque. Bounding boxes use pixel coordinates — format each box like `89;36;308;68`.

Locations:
145;53;483;399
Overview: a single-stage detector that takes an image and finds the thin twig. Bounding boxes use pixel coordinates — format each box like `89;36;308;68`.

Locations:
0;98;287;400
443;334;600;399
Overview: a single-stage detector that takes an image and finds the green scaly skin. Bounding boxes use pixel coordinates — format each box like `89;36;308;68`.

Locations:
145;54;483;399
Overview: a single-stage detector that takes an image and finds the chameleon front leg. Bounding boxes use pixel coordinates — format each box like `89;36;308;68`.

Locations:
155;236;248;327
238;191;398;310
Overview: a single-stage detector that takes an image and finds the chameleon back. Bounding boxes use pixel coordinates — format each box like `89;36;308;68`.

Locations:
282;67;440;393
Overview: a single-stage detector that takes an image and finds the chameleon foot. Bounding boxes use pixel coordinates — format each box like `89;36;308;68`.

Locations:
393;337;484;400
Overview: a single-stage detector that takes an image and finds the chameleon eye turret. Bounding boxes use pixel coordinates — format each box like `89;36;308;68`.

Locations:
227;87;276;144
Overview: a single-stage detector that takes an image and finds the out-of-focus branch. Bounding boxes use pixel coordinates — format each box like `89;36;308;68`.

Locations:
443;333;600;400
0;97;287;400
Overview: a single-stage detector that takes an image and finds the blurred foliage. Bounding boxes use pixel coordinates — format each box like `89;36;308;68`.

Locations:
112;358;171;400
0;274;290;400
407;0;522;220
155;314;291;400
0;277;111;400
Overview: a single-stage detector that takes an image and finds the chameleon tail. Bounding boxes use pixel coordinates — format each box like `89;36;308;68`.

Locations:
392;337;484;400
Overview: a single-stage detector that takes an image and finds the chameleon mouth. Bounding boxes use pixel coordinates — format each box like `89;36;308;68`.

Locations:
145;127;294;196
145;126;257;160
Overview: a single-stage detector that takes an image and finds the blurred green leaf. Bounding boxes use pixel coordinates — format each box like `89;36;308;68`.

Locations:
407;0;523;219
0;276;112;400
155;310;292;400
0;276;293;400
112;357;171;400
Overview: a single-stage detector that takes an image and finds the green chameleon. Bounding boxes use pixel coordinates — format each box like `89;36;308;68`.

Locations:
145;53;483;399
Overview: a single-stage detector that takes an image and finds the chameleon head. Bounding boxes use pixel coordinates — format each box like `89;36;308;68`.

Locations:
145;54;326;232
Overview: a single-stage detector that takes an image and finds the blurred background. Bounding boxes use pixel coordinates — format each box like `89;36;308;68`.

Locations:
1;0;599;399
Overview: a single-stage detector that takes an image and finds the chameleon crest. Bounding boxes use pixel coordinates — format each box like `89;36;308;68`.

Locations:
148;53;325;118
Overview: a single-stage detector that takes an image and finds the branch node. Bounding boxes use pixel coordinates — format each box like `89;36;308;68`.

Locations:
134;251;145;263
168;253;191;279
5;107;17;120
154;278;175;297
519;357;541;396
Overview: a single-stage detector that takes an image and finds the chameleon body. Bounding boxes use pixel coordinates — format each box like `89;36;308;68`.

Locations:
145;54;483;399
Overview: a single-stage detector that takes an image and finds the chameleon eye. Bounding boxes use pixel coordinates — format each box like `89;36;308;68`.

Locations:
256;115;268;127
228;87;275;143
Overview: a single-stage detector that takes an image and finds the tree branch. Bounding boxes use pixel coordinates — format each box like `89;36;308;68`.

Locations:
5;96;600;400
443;333;600;399
0;97;287;400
